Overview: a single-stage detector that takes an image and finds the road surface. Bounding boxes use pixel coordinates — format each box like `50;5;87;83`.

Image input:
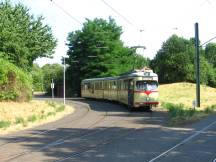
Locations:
0;98;215;162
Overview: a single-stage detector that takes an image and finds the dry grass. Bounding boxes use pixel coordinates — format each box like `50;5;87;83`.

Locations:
0;100;75;134
159;82;216;126
159;82;216;109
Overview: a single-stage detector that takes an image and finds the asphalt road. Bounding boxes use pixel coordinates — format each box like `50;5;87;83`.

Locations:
0;98;215;162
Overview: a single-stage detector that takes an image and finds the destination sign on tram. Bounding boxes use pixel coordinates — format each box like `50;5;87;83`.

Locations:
142;77;153;80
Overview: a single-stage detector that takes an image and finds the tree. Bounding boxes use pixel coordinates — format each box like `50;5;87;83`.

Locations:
199;56;216;86
0;0;57;69
41;64;63;94
31;64;44;91
150;35;195;83
204;43;216;67
150;34;216;87
0;59;32;101
66;17;148;96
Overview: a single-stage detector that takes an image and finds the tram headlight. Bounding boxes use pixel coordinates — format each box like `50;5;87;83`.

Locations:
147;97;150;101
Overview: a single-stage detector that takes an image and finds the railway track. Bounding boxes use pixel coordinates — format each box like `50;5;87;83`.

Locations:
5;110;157;162
54;118;143;162
0;100;90;148
4;110;109;162
0;99;161;162
0;99;112;162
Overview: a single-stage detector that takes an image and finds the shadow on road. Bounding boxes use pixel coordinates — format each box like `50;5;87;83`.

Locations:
0;97;215;162
0;97;199;162
0;119;195;162
69;98;158;112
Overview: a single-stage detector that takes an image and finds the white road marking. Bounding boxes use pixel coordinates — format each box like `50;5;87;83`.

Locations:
149;120;216;162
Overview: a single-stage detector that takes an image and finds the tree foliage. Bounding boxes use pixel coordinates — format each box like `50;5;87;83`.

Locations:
150;35;195;83
41;63;63;94
31;64;44;91
204;43;216;67
150;35;216;87
66;17;148;96
0;0;57;69
0;59;32;101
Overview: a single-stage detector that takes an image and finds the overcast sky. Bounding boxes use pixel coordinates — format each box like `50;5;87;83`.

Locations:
11;0;216;66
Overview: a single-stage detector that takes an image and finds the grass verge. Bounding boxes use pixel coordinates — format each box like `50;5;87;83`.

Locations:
159;82;216;109
0;121;11;129
0;100;74;134
162;102;216;126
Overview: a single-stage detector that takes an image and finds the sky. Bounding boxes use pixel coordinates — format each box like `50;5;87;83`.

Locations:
11;0;216;66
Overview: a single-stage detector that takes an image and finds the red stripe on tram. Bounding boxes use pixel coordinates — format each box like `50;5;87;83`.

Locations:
134;102;159;106
134;90;158;95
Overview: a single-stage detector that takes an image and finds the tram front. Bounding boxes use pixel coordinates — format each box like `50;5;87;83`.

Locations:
133;70;159;109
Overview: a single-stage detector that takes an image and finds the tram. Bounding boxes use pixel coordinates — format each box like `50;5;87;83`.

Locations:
81;68;159;110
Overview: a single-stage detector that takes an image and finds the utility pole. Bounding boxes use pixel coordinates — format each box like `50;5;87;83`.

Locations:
63;57;66;105
51;78;54;99
195;22;200;107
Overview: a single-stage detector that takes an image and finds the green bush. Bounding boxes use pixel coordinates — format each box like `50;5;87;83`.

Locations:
162;102;199;125
47;112;56;116
15;117;25;124
0;59;32;101
0;120;11;129
39;114;47;120
27;115;37;122
163;102;196;118
204;105;216;114
55;105;65;112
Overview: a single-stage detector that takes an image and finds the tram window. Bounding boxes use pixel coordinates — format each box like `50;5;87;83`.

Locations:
104;82;106;90
98;82;101;90
121;81;124;90
98;82;100;90
84;83;89;90
123;80;128;90
105;82;107;90
100;82;103;90
136;81;158;90
95;82;98;90
96;82;101;90
113;81;116;89
121;81;123;90
90;83;94;93
117;81;121;90
129;81;134;90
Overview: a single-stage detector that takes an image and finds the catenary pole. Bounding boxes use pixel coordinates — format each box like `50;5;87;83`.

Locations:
195;23;200;107
63;57;66;105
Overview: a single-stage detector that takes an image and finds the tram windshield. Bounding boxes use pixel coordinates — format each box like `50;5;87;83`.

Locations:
136;81;158;91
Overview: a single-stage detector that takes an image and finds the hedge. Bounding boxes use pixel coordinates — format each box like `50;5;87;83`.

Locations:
0;59;32;101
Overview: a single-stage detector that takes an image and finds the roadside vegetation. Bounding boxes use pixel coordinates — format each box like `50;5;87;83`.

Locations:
0;1;75;135
159;83;216;126
0;59;32;102
0;0;57;100
0;101;74;134
1;0;216;130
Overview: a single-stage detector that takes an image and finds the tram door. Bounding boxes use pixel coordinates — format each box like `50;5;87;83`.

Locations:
128;79;134;107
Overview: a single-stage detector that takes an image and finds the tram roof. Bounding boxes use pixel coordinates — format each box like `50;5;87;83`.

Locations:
82;72;157;82
82;76;119;82
119;71;158;78
82;67;158;82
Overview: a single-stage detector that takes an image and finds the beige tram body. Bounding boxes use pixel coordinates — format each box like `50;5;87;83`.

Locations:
81;68;159;109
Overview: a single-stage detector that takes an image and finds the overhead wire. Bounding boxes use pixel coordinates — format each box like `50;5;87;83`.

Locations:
200;0;212;6
50;0;82;25
100;0;137;29
100;0;145;49
200;35;216;46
